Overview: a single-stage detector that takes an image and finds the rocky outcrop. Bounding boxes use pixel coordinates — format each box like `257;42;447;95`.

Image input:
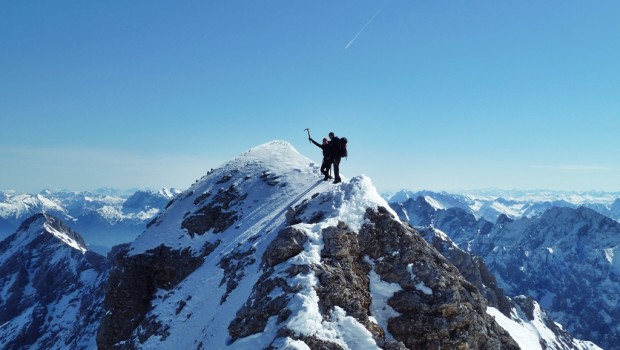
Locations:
316;222;371;322
314;220;409;349
228;226;308;341
182;185;247;236
261;226;309;268
360;207;519;350
417;226;512;316
97;242;217;349
227;205;519;349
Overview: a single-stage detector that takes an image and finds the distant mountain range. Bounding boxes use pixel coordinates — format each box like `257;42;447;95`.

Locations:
390;192;620;349
0;188;181;253
384;189;620;222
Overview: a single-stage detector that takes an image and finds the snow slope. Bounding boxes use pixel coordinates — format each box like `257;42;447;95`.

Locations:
121;141;399;349
487;301;601;350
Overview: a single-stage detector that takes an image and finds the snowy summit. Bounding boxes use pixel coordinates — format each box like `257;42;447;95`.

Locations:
129;140;394;255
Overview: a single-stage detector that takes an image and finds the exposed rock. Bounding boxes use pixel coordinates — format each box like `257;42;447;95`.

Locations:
286;197;325;226
193;191;211;205
417;226;512;316
228;273;293;340
182;185;247;236
360;207;519;350
219;247;256;304
315;222;374;333
216;171;238;184
261;171;281;186
228;227;310;341
298;336;346;350
262;226;308;268
97;243;215;349
229;227;309;341
267;331;345;350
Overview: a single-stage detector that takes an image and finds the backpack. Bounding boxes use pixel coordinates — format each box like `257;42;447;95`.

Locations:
339;137;348;157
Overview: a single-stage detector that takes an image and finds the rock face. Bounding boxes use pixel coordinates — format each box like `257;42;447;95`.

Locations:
226;206;519;349
416;226;513;317
181;184;247;236
96;244;209;349
359;208;518;349
0;213;107;350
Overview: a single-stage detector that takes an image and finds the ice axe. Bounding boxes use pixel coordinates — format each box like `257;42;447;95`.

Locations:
304;128;311;143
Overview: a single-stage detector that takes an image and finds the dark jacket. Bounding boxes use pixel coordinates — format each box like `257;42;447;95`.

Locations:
329;136;341;159
310;138;331;158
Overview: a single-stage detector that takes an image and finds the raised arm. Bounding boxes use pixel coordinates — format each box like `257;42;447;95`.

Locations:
309;137;322;148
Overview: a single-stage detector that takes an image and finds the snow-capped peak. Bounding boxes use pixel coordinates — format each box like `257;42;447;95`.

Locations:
0;213;88;263
424;195;445;210
43;218;87;253
0;213;104;350
129;140;398;255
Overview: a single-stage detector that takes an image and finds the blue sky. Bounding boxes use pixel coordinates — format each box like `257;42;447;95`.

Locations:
1;1;619;193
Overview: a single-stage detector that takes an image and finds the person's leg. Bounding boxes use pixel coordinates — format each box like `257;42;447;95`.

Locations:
333;157;341;183
321;159;331;179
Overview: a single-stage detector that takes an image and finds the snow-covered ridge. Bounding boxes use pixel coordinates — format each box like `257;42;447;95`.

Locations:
130;140;396;255
108;141;414;349
0;193;67;220
0;213;87;266
43;220;87;253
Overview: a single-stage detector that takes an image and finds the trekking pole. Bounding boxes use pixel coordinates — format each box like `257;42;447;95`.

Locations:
304;128;311;143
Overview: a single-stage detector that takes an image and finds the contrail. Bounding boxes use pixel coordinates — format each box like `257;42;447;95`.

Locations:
345;0;391;49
